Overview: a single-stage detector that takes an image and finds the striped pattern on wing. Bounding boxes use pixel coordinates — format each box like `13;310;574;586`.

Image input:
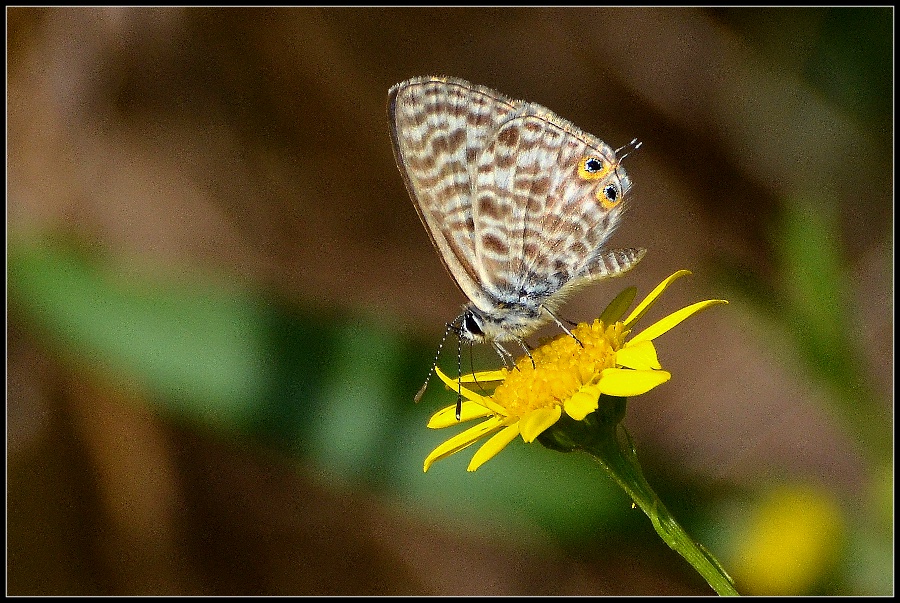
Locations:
388;76;520;311
470;111;638;310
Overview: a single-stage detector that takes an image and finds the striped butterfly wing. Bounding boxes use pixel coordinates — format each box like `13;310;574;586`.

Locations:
388;76;521;311
471;107;644;310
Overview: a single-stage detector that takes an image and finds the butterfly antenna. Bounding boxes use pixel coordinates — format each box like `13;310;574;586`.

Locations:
414;318;459;404
616;138;642;163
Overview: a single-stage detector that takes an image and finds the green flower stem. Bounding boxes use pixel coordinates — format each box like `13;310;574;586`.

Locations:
539;396;739;596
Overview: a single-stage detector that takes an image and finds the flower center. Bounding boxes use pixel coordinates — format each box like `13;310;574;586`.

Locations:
492;320;626;418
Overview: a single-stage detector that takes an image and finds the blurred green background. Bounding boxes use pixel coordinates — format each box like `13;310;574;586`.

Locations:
7;7;892;596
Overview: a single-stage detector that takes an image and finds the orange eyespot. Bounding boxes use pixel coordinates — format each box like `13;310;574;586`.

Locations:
578;156;610;180
598;182;622;209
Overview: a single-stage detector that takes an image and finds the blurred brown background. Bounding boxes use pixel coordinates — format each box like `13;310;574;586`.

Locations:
7;7;892;596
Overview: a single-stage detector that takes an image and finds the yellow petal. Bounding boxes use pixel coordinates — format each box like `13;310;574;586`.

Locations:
564;386;601;420
519;406;563;443
459;370;507;383
434;366;479;399
467;424;521;471
598;367;671;397
434;366;510;416
599;286;637;325
623;270;692;329
423;416;507;472
628;299;728;345
615;340;661;370
427;401;495;428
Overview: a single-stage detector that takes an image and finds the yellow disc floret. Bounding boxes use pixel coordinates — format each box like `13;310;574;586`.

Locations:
493;320;626;418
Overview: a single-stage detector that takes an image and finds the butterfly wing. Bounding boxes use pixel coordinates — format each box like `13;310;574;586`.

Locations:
388;76;521;311
471;105;643;311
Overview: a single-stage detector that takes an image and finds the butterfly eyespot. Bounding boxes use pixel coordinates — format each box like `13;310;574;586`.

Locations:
578;156;609;180
605;185;618;202
598;183;621;209
584;157;603;172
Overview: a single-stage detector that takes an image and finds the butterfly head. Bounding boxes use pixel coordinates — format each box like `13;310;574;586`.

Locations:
457;301;547;344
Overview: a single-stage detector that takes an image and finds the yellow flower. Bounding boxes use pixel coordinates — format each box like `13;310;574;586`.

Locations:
424;270;727;472
732;484;845;596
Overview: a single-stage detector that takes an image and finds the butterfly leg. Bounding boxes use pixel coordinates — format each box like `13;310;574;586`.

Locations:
511;337;536;368
491;340;519;368
541;304;584;347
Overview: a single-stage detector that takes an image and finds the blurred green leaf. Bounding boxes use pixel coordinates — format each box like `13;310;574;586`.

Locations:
778;195;848;372
776;195;891;460
802;8;893;130
9;237;271;427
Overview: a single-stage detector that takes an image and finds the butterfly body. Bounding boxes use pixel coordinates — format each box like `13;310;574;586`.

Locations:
388;76;644;346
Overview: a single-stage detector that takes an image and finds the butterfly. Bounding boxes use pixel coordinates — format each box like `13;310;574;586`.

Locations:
388;76;645;399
